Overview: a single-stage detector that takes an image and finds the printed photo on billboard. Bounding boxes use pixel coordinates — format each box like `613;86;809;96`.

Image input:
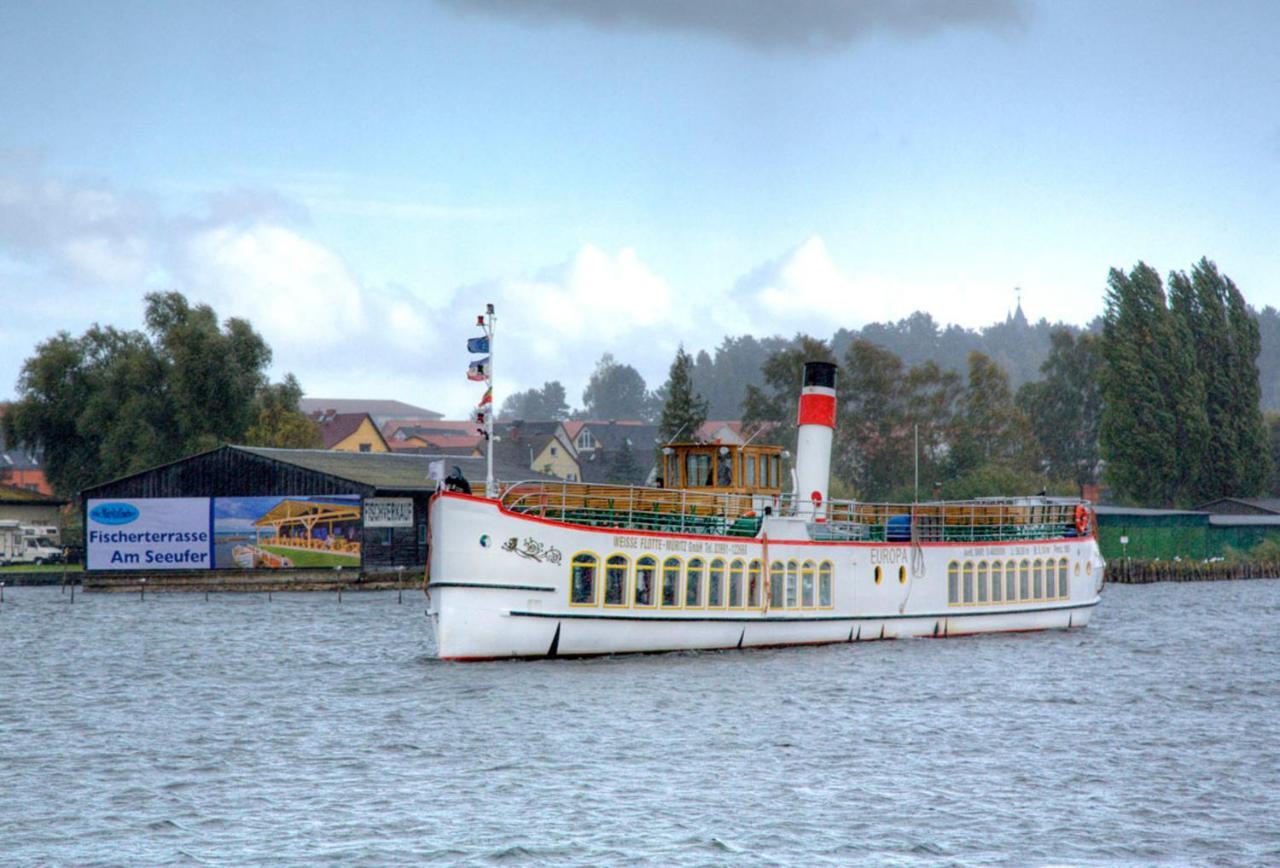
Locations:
213;495;362;569
86;498;212;570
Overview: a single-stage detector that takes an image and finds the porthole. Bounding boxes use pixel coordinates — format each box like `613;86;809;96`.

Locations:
898;565;907;584
1074;562;1081;576
874;565;882;585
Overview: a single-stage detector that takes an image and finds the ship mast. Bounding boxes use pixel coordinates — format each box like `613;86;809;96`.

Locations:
483;304;496;498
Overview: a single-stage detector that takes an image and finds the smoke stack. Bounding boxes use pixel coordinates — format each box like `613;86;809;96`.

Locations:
795;361;837;518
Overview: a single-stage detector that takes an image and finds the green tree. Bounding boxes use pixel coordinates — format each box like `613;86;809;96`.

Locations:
581;354;654;421
499;380;570;421
947;351;1038;479
1017;329;1102;488
244;374;322;449
741;334;836;445
658;346;709;445
1099;263;1208;506
3;292;306;497
605;436;644;485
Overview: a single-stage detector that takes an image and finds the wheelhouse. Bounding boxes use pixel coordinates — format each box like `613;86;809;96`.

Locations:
660;442;784;496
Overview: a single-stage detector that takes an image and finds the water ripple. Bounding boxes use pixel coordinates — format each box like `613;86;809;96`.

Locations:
0;581;1277;864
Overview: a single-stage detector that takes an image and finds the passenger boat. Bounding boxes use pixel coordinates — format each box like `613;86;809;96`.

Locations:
426;311;1104;660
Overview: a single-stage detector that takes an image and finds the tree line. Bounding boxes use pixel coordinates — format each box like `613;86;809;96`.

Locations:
2;292;319;497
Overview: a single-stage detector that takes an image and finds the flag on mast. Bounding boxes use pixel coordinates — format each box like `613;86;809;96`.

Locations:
467;357;490;381
467;336;490;354
478;387;492;407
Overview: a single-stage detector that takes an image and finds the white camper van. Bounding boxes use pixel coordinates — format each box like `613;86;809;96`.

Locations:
0;522;62;566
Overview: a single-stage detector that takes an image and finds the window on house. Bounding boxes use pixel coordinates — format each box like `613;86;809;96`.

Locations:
359;443;371;452
550;446;558;456
577;430;596;450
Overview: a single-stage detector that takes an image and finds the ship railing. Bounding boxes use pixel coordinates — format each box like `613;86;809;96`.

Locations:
498;481;1089;542
499;481;770;537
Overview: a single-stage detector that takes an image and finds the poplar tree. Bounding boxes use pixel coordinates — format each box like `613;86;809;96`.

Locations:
1017;330;1102;488
1100;263;1210;505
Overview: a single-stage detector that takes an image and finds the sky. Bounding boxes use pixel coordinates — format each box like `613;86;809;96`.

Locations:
1;0;1277;418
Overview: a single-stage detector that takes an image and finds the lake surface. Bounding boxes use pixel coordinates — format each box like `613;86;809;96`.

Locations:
2;580;1278;865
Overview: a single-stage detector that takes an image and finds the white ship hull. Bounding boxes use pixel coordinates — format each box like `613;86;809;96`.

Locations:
426;492;1104;661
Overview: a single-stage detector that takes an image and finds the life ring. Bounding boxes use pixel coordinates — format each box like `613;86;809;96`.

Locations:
1074;505;1091;536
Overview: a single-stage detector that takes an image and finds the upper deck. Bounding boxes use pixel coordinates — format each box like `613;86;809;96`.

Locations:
498;480;1090;544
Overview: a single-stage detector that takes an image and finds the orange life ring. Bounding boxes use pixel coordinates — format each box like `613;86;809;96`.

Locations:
1074;505;1091;536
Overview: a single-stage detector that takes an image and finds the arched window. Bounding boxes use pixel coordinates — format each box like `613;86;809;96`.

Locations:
748;559;762;608
1005;560;1017;601
991;561;1003;603
947;561;959;604
977;560;989;603
604;554;628;607
1033;558;1043;599
570;552;599;605
728;559;745;608
661;557;681;607
708;558;726;607
962;561;975;604
685;557;704;608
819;561;834;607
770;561;785;608
634;556;656;607
785;560;799;608
801;560;816;608
1058;557;1070;598
1019;560;1030;601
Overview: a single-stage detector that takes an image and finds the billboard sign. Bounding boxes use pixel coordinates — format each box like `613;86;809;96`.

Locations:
86;498;212;570
363;498;414;528
213;495;362;569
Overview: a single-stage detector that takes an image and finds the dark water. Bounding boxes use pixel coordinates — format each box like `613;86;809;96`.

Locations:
1;581;1277;865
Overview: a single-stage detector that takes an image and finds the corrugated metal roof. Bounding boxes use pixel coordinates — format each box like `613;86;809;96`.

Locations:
1208;514;1280;526
1094;505;1207;517
233;446;555;491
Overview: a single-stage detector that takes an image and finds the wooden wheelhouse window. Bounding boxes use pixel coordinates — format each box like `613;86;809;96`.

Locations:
785;560;799;608
661;557;681;607
769;561;785;608
604;554;628;606
728;559;745;608
818;561;833;607
748;559;762;608
686;453;712;487
685;557;705;607
770;455;780;488
716;452;733;487
634;556;656;607
801;560;816;608
745;455;756;486
570;553;598;605
708;558;726;607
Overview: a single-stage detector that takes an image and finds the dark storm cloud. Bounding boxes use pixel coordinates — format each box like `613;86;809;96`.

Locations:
437;0;1029;52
